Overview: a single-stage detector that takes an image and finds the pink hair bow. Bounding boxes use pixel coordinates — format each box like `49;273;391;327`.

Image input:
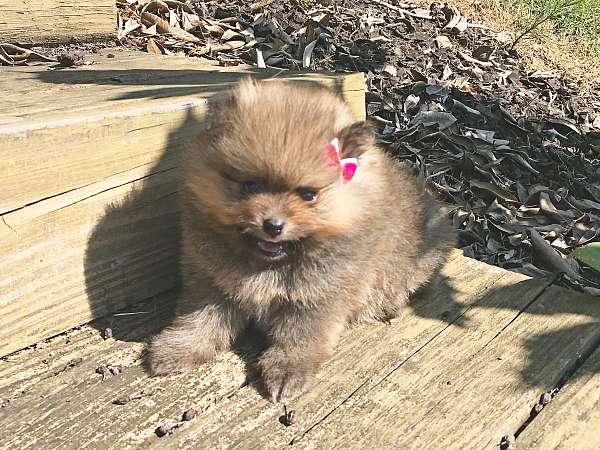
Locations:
325;138;358;184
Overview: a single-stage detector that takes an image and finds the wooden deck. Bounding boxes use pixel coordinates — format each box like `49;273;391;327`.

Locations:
1;51;599;449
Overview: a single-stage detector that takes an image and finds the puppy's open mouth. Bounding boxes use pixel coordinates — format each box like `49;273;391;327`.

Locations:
256;239;285;257
240;234;295;260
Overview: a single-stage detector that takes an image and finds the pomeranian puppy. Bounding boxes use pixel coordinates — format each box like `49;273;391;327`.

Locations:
146;78;456;401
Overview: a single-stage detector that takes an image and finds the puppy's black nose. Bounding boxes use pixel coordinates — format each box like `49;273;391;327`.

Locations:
263;218;285;237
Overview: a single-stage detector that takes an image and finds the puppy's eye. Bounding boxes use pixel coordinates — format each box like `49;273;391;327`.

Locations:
297;189;318;203
240;180;261;196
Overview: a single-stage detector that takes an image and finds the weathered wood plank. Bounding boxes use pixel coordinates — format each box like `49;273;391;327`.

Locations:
0;50;365;214
0;52;365;356
0;0;116;44
0;252;512;449
518;344;600;450
267;284;600;450
0;291;247;450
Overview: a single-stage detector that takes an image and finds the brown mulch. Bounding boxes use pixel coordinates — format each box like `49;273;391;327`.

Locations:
6;0;600;294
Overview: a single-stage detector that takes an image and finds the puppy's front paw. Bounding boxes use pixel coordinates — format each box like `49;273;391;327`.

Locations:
144;340;196;376
258;349;315;402
144;328;218;376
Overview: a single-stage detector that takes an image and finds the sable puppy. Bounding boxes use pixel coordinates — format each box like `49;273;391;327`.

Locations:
146;79;456;401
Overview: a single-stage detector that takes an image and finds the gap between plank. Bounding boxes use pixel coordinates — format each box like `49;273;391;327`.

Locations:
52;168;178;214
0;287;179;362
479;273;559;351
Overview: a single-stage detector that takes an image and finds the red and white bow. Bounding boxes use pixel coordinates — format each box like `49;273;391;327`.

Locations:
325;138;358;184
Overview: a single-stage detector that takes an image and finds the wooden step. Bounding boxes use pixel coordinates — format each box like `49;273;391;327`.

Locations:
0;49;366;356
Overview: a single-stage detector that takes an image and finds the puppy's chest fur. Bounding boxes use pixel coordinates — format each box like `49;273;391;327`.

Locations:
200;240;382;326
221;268;289;310
212;262;329;317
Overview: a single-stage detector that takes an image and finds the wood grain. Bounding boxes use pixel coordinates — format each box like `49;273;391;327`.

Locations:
279;283;600;450
0;0;116;44
151;273;600;449
0;166;180;357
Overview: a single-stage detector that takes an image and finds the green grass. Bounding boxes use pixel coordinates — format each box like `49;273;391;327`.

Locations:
493;0;600;54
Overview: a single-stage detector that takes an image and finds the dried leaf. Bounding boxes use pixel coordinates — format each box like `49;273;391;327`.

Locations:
250;0;275;11
256;48;266;68
142;24;158;35
146;38;163;55
443;6;468;33
449;99;481;116
545;117;581;135
169;9;179;28
383;64;397;77
506;153;540;175
210;41;245;52
458;50;493;68
539;192;577;221
410;111;457;131
0;43;56;64
435;36;453;48
470;179;518;202
118;18;141;39
302;38;318;68
140;11;169;33
569;197;600;212
530;229;579;278
403;94;420;114
472;45;493;61
222;29;243;41
0;46;14;65
181;11;200;31
141;11;200;43
204;23;225;34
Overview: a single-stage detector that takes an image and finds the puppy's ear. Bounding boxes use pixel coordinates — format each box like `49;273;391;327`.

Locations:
206;91;235;135
206;77;259;135
338;121;376;158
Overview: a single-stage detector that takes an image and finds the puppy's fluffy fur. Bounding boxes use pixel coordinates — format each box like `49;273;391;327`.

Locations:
146;79;456;401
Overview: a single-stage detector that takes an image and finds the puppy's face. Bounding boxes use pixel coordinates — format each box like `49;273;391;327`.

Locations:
185;80;376;262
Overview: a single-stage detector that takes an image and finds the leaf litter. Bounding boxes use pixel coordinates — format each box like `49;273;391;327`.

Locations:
5;1;599;294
